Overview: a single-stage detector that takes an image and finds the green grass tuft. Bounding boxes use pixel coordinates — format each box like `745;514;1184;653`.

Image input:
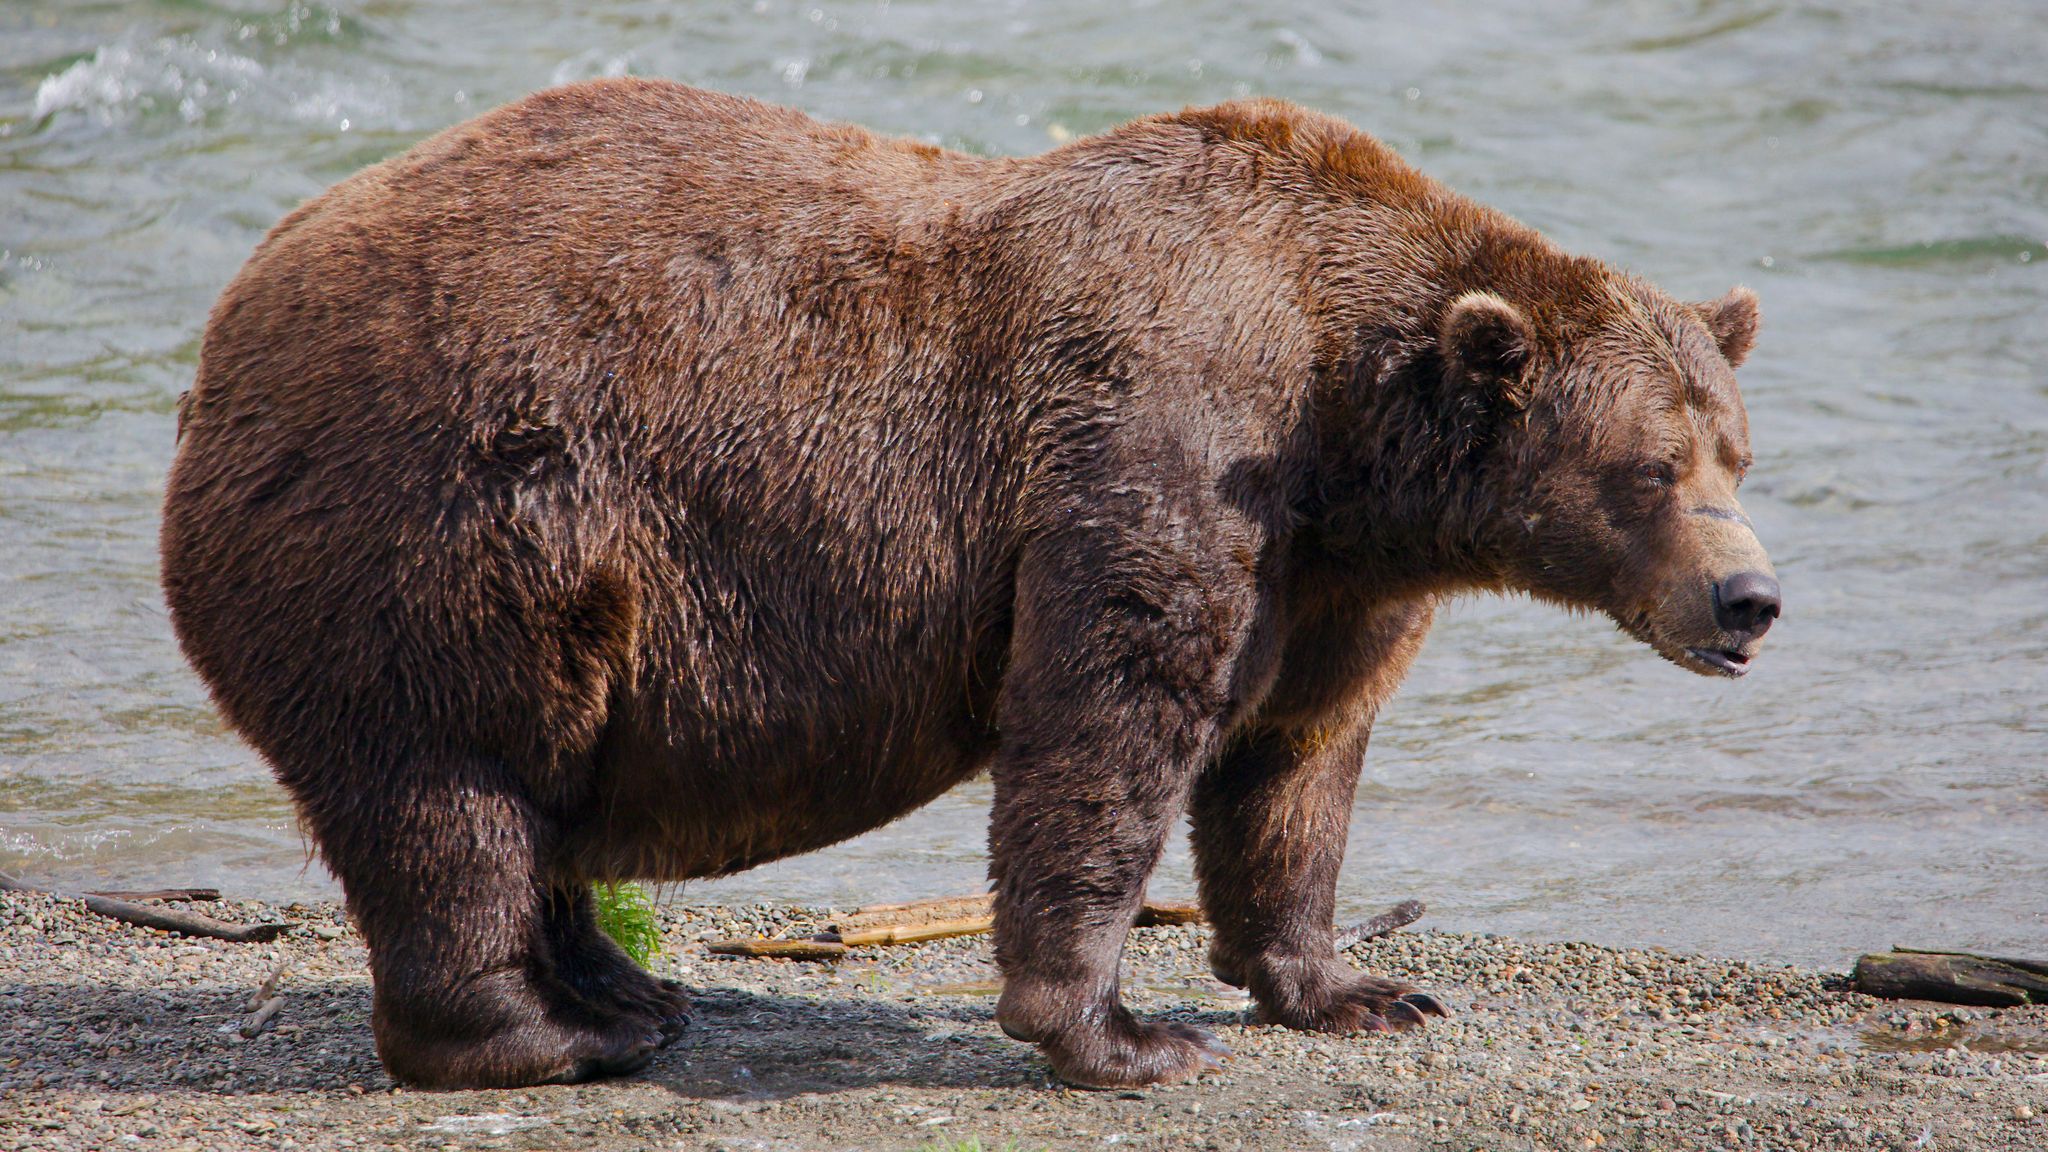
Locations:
593;882;661;966
917;1139;1040;1152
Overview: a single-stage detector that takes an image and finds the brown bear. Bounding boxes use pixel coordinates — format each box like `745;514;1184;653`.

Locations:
160;79;1780;1090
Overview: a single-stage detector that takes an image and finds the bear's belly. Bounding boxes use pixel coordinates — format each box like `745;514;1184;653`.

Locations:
555;493;1015;881
567;722;994;882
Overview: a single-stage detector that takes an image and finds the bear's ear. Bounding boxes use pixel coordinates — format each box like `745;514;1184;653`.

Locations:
1692;286;1759;368
1439;290;1534;406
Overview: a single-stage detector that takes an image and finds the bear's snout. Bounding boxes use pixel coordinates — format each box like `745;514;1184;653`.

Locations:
1674;570;1779;678
1711;571;1781;638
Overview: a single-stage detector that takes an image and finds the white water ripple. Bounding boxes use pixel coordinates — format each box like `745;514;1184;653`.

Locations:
34;40;264;125
32;36;392;132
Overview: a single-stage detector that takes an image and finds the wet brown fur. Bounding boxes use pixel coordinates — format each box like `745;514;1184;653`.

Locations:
161;80;1773;1089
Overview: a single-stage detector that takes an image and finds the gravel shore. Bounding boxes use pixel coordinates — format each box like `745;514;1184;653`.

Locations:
1;890;2042;1150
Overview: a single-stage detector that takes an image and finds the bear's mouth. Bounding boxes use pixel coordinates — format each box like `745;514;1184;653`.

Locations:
1684;646;1752;678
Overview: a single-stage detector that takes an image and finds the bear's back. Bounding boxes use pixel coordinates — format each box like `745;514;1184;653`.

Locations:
190;79;999;437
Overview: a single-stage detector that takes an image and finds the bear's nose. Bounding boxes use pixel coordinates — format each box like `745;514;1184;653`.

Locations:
1713;571;1781;637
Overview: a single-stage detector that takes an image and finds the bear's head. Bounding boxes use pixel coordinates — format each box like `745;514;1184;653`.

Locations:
1441;278;1779;678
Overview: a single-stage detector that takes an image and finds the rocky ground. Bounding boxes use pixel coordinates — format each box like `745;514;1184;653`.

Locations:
0;890;2043;1151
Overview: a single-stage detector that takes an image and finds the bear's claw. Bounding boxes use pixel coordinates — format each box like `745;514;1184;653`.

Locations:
1385;999;1428;1029
656;1011;691;1046
1401;991;1450;1018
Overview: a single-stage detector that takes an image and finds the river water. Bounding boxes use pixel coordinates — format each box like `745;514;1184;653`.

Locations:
2;1;2042;969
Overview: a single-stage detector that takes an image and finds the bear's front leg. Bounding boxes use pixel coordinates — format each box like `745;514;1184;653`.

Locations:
1191;596;1449;1035
987;521;1247;1088
541;883;692;1044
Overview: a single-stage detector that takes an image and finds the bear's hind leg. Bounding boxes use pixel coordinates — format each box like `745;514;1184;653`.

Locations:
327;761;665;1088
541;884;691;1045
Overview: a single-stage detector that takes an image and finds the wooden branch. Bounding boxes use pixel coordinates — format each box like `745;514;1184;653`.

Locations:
707;893;1418;963
1853;950;2048;1007
1336;900;1427;949
705;938;850;961
833;893;1207;935
240;996;286;1038
1134;902;1205;927
834;916;993;947
833;894;993;933
0;871;291;943
834;893;1208;934
246;961;290;1012
1893;947;2048;978
85;888;222;903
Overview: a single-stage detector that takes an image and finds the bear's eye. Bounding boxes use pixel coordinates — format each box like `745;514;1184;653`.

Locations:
1638;461;1677;488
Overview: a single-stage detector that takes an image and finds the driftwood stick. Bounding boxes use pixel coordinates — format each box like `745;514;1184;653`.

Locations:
1853;950;2048;1007
1891;947;2048;979
73;892;290;943
85;888;222;903
710;894;1419;961
246;960;291;1012
705;938;850;961
834;894;994;932
834;915;994;947
1335;900;1427;949
239;995;286;1038
1135;901;1205;927
832;904;1208;944
834;894;1208;937
0;871;291;943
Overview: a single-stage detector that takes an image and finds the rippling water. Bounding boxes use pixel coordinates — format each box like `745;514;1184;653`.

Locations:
3;1;2043;968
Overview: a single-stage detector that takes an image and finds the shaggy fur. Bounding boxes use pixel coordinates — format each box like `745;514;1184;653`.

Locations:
161;80;1778;1089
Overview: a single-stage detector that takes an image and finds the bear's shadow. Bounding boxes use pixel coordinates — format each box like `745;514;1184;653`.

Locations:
0;978;1244;1099
637;985;1243;1099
